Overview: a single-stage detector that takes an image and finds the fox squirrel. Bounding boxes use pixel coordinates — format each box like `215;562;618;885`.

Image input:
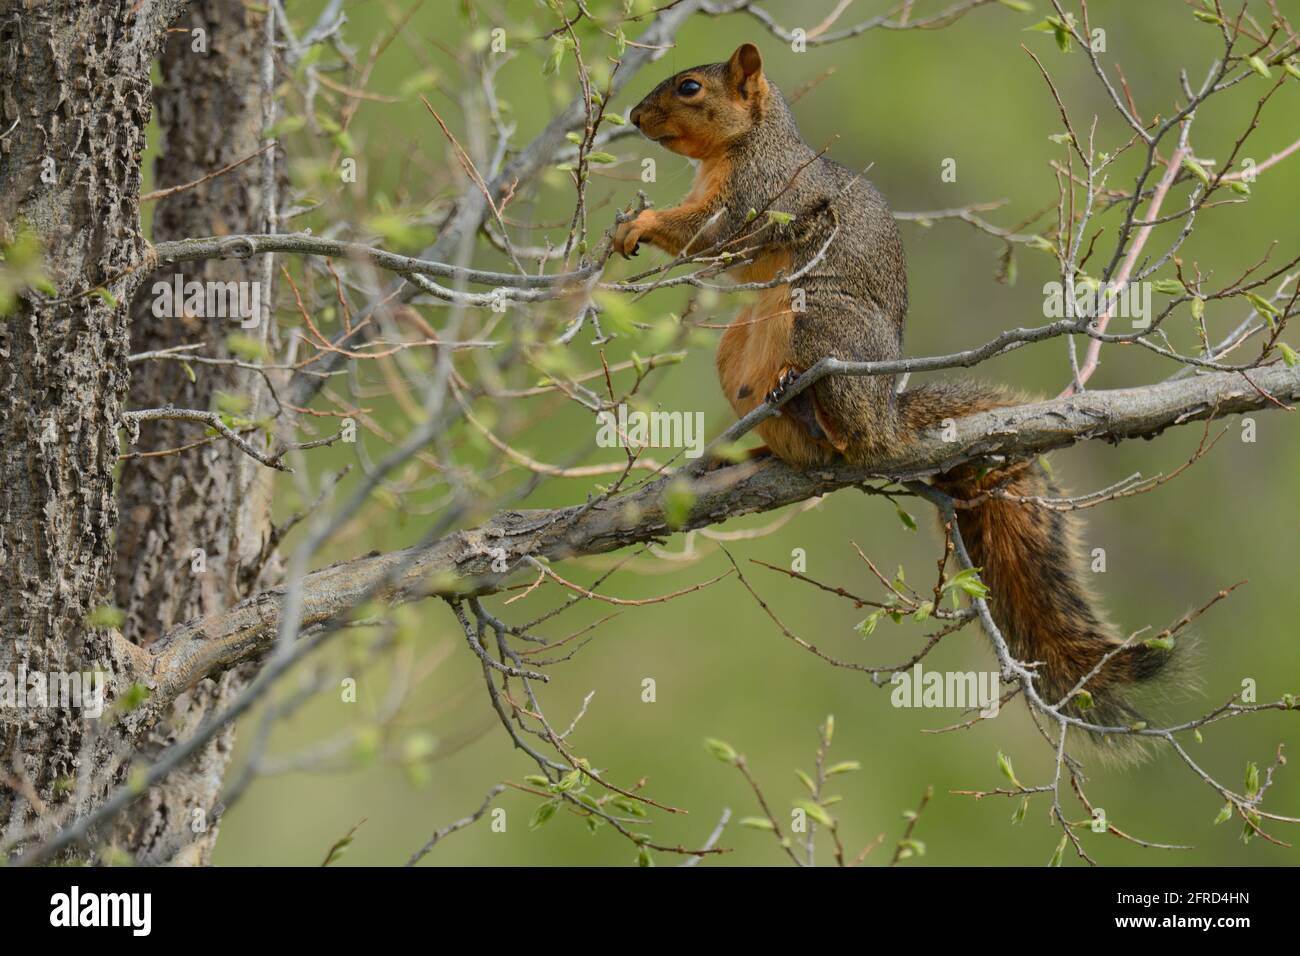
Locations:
616;43;1175;749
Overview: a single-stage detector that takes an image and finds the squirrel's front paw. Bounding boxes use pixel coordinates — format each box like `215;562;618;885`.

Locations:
613;210;653;258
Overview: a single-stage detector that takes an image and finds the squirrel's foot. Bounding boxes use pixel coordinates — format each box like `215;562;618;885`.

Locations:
766;366;828;442
765;365;801;407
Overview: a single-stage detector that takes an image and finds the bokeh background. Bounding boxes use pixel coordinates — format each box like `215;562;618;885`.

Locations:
143;0;1300;865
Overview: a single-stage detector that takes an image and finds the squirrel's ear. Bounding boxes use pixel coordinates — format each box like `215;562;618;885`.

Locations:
727;43;764;96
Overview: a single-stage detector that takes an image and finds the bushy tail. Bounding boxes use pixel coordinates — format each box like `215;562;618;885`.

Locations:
898;381;1180;755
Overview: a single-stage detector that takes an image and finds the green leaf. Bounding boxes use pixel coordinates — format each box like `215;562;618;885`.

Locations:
898;838;926;857
523;775;550;787
739;816;776;830
1245;292;1279;331
1048;833;1068;867
766;210;795;227
1247;55;1272;79
997;750;1021;787
214;391;251;416
1242;811;1261;844
826;760;862;776
320;822;362;866
1012;796;1029;825
1245;761;1260;798
1213;802;1233;825
794;799;834;828
1182;158;1211;187
1144;636;1175;651
528;799;559;830
614;797;648;817
895;504;917;531
542;38;566;77
795;769;816;793
1244;292;1280;316
586;151;618;165
703;737;737;763
264;115;306;139
1228;180;1251;196
398;69;440;98
1074;689;1094;711
997;0;1034;12
855;610;882;637
225;333;270;362
944;567;990;600
1153;278;1185;295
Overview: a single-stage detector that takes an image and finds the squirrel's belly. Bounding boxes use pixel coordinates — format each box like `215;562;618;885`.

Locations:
715;295;836;468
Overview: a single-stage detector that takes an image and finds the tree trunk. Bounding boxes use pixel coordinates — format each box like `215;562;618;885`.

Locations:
110;0;280;865
0;0;186;859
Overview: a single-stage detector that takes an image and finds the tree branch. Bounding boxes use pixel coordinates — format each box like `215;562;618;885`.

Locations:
138;363;1300;706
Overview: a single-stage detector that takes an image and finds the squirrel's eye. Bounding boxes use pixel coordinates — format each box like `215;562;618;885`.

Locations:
676;79;701;96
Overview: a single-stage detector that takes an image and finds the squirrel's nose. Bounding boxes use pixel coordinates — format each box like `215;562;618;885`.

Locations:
629;105;643;129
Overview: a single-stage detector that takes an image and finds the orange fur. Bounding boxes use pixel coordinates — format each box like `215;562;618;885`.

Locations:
716;250;836;465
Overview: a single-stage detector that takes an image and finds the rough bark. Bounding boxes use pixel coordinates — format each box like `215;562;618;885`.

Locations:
0;0;187;856
111;0;278;865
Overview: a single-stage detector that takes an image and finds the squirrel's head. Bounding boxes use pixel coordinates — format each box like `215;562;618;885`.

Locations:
628;43;769;160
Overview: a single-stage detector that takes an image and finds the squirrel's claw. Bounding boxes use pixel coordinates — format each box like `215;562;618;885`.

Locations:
765;366;801;407
613;213;646;259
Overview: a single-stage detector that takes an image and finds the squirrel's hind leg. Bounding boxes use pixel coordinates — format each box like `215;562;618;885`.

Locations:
787;306;904;463
766;366;830;444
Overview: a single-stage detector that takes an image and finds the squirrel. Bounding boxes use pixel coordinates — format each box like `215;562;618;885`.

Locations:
615;43;1177;752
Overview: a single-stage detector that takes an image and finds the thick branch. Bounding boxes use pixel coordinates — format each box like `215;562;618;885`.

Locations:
141;363;1299;705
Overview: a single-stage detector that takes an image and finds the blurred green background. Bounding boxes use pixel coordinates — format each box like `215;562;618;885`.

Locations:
150;0;1300;865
